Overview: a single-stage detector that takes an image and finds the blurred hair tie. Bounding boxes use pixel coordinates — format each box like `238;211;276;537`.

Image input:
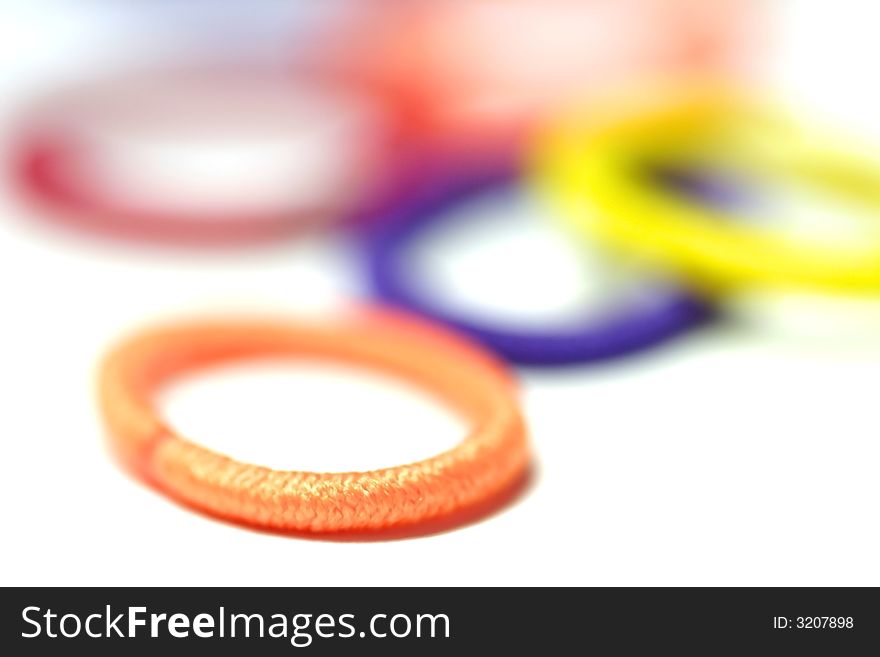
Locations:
534;87;880;295
361;160;713;366
98;311;530;533
320;0;757;157
13;67;395;247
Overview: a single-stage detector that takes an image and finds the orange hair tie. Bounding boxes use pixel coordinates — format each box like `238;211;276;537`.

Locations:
98;312;530;533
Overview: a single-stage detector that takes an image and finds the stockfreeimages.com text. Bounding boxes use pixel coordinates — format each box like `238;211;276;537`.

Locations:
22;606;450;647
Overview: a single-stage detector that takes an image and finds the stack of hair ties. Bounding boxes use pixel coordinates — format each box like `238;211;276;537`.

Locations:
22;2;873;537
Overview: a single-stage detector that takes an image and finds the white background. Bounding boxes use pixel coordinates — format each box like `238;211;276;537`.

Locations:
2;1;880;586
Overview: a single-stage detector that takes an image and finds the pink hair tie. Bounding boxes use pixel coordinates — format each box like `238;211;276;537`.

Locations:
320;0;758;156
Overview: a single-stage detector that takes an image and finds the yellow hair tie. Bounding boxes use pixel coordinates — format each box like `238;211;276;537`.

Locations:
534;88;880;296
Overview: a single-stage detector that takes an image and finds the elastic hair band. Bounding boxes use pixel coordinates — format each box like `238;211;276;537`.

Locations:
534;87;880;295
15;130;341;245
322;0;754;156
13;68;393;247
362;162;713;366
98;312;530;533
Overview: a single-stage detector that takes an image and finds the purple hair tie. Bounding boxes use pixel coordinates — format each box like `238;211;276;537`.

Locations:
361;162;714;366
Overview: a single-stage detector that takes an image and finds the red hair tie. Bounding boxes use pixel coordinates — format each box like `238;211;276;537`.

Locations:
13;67;395;246
98;311;531;533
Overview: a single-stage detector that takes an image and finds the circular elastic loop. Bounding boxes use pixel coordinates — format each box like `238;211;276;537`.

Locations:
98;312;530;533
535;88;880;295
361;162;713;366
13;68;394;246
320;0;755;155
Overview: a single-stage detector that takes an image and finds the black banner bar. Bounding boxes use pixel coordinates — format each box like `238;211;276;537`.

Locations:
2;587;877;654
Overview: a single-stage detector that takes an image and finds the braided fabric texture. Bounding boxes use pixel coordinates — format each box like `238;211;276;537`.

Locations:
98;311;530;533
